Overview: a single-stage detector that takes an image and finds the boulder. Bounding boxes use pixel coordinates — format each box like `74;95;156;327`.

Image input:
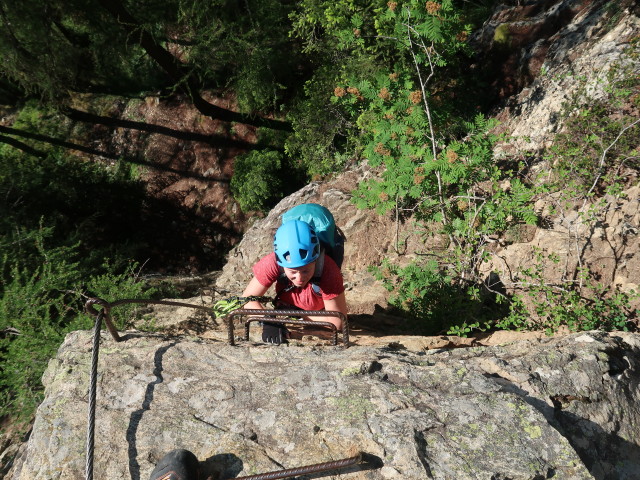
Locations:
9;330;640;479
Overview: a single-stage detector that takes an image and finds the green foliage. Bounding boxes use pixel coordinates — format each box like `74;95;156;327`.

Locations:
497;249;637;335
318;0;539;335
447;252;638;338
0;229;152;423
231;150;284;212
291;0;471;58
286;0;480;176
371;259;456;334
83;261;158;329
230;126;308;211
348;89;537;278
0;102;170;427
444;47;640;337
545;38;639;200
0;0;165;101
232;2;640;339
0;104;151;272
547;103;639;199
0;0;301;112
371;258;507;335
176;0;300;113
308;0;640;340
478;42;639;337
299;0;538;254
285;66;356;178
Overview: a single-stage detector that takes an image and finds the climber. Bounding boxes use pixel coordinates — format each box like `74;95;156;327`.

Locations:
241;219;348;344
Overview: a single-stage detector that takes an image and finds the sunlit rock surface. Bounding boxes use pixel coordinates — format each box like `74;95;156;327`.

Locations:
10;330;640;479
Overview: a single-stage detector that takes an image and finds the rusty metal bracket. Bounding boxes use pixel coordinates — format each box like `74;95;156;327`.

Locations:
84;297;216;342
228;309;349;347
84;297;121;342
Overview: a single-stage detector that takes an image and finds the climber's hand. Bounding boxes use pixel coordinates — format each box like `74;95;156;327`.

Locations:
262;322;289;345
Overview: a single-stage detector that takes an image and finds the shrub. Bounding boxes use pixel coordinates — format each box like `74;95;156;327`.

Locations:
498;250;637;335
333;2;639;338
231;150;284;212
0;231;153;424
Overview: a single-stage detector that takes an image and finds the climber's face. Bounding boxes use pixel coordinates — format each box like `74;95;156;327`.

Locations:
283;261;316;287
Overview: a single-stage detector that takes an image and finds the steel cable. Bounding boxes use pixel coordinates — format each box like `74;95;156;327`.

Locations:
82;297;354;480
85;309;103;480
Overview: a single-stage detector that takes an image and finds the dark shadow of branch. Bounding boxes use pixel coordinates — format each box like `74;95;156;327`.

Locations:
64;108;273;151
0;133;46;158
0;125;231;183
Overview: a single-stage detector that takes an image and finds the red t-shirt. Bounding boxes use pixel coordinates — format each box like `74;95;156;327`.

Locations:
253;252;344;311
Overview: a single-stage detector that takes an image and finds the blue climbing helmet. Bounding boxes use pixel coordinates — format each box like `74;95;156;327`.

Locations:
274;220;320;268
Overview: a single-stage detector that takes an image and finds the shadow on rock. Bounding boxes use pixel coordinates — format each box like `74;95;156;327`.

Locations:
201;452;243;479
486;371;640;480
127;341;178;480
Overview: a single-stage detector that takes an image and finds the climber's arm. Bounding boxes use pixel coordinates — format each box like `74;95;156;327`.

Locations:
241;277;270;310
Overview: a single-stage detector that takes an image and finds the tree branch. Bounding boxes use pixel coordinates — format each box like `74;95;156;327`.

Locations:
404;6;449;233
585;117;640;199
97;0;291;131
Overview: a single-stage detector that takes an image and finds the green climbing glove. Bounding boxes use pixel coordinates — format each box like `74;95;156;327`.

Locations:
211;295;274;318
212;297;243;318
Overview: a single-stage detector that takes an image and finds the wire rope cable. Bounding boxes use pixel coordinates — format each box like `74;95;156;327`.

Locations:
85;309;103;480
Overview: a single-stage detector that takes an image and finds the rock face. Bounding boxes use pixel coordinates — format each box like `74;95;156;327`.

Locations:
9;330;640;479
478;184;640;302
475;0;640;153
473;1;640;306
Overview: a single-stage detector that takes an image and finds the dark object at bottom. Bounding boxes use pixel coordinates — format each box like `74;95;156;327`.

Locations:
262;322;289;344
149;449;199;480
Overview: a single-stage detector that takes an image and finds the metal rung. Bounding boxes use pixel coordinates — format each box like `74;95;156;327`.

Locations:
227;309;349;347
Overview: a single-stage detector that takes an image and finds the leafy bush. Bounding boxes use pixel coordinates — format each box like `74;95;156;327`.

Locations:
372;258;510;335
0;103;168;427
287;0;491;177
447;248;638;337
231;150;285;212
310;2;536;321
0;230;153;423
284;65;356;178
325;1;640;338
443;46;640;336
547;103;639;199
351;105;536;332
512;253;636;335
0;106;150;273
